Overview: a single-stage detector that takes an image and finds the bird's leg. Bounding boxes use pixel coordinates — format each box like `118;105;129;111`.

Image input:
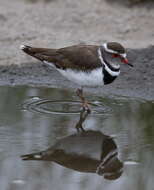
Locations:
76;88;91;113
75;109;90;132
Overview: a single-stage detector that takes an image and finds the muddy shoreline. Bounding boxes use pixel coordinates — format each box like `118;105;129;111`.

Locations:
0;46;154;100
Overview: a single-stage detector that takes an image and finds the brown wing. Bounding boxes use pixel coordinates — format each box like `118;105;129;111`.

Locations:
21;44;102;71
57;45;102;71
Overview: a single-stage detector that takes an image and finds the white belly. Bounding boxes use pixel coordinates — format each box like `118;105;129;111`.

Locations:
58;68;103;87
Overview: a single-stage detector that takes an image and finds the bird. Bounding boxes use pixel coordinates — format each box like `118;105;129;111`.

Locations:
20;42;133;112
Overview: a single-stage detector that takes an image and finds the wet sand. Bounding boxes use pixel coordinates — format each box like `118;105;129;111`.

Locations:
0;0;154;100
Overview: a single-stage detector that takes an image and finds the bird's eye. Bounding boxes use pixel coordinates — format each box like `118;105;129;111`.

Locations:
112;54;119;58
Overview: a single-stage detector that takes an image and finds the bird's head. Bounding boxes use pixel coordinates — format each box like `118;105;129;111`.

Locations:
97;155;124;180
99;42;133;68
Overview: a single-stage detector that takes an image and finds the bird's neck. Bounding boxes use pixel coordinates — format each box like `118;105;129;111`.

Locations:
98;47;120;77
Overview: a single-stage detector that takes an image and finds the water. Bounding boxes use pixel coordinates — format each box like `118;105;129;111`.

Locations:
0;86;154;190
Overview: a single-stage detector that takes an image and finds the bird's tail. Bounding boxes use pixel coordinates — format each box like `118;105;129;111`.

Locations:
21;151;44;161
20;45;41;56
20;44;57;63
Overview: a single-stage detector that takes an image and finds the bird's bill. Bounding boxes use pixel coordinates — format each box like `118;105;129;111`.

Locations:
121;56;133;67
127;62;133;67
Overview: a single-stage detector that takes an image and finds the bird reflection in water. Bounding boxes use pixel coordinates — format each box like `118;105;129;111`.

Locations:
21;110;123;180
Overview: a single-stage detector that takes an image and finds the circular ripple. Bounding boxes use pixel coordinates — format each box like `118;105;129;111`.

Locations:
22;97;112;115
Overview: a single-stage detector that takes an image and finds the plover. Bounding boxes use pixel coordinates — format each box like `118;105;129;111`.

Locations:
20;42;133;111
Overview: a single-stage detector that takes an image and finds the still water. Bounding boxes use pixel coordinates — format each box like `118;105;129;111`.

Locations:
0;86;154;190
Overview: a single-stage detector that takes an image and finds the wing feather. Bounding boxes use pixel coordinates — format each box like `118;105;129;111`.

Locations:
57;45;102;71
21;44;102;71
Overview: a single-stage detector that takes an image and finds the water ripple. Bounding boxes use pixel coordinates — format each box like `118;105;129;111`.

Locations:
22;97;112;115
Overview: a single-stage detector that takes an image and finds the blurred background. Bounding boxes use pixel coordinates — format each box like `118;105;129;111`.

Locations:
0;0;154;66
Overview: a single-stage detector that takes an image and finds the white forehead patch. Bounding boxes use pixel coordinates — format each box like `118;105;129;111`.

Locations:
120;53;127;58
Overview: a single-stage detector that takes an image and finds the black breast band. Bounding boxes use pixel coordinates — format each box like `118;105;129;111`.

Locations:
103;67;117;85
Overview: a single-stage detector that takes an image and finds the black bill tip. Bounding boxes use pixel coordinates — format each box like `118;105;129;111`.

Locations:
128;63;134;67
